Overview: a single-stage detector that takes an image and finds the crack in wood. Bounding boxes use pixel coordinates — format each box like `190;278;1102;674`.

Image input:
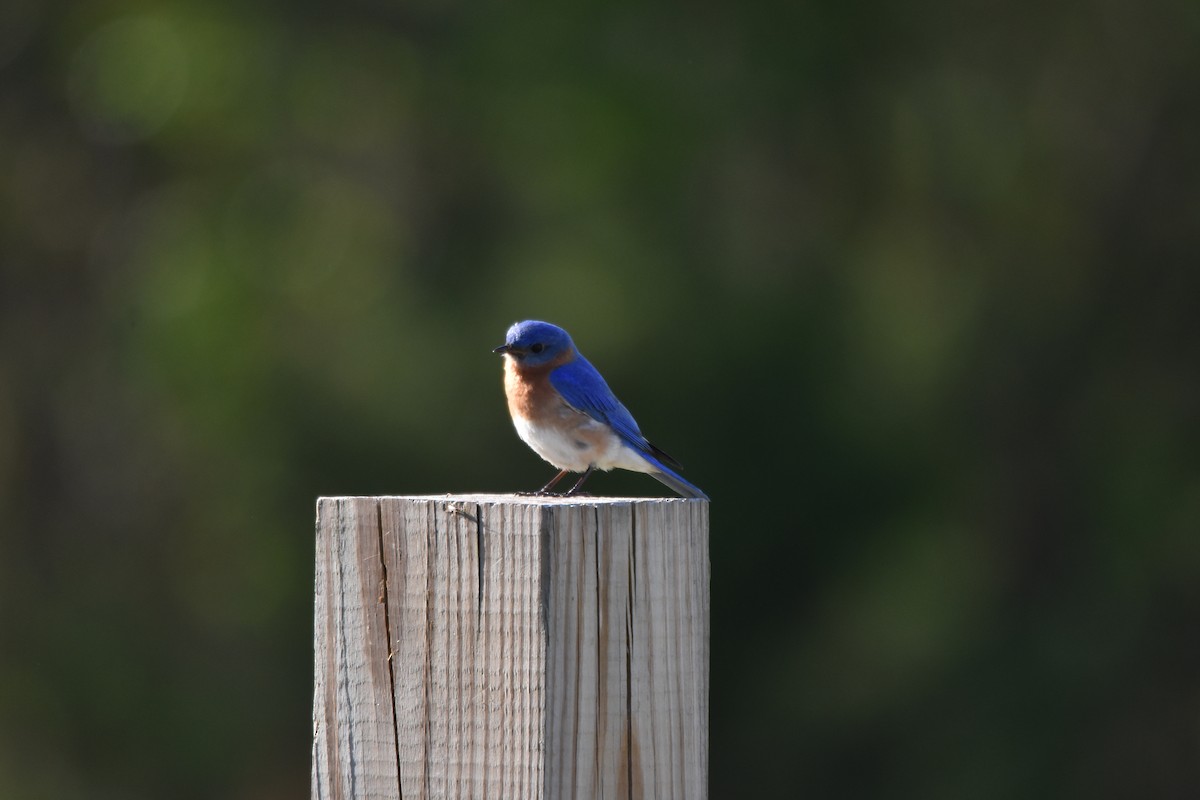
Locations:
375;500;404;800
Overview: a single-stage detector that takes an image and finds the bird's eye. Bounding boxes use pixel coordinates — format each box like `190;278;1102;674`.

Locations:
530;343;545;354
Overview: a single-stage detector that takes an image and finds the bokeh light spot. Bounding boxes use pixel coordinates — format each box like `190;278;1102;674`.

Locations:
68;14;189;143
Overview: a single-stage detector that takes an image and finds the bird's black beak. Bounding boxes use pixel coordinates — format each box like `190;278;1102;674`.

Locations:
493;344;510;354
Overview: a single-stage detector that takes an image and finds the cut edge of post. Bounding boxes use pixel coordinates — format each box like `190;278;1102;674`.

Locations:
316;493;710;507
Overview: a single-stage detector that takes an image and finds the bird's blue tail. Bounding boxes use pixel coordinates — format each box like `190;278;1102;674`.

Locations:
641;452;709;500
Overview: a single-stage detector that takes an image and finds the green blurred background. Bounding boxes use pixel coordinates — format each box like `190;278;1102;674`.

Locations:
3;0;1199;797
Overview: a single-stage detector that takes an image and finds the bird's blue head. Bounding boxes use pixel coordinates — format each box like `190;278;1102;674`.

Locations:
493;320;575;367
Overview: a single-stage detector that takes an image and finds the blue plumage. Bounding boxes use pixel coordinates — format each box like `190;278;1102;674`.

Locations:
548;356;645;448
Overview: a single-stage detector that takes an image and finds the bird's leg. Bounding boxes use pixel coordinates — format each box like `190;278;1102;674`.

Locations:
537;469;570;494
564;466;595;496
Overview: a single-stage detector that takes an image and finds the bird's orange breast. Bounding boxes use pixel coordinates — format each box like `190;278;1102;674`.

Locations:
503;351;574;421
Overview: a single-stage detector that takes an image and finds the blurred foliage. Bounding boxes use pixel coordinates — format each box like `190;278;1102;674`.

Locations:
2;0;1199;797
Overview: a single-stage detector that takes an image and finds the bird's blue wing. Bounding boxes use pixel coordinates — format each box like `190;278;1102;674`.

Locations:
549;356;648;449
550;354;707;499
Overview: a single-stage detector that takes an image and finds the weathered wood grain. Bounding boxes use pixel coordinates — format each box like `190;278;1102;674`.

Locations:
312;497;401;800
312;495;709;800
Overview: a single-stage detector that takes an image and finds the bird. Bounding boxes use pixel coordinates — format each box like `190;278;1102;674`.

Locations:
493;320;708;500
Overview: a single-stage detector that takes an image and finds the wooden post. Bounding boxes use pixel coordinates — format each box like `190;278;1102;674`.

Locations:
312;495;709;800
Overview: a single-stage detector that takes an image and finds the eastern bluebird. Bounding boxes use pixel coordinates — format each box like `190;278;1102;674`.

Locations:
494;320;708;500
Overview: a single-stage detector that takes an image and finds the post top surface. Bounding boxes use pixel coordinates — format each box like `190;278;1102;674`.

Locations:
316;493;707;506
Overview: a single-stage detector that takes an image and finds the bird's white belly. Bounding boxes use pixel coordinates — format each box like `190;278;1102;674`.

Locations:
513;414;651;474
